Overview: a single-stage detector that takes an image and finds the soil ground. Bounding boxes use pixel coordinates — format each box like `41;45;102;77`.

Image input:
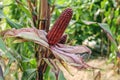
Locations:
62;58;120;80
4;58;120;80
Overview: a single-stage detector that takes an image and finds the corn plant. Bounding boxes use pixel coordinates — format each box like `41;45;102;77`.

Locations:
0;0;93;80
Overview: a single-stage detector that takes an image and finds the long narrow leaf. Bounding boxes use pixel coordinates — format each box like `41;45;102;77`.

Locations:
0;10;23;29
83;20;118;51
0;38;6;52
3;28;49;48
6;18;23;29
18;4;31;18
0;10;5;18
98;23;118;51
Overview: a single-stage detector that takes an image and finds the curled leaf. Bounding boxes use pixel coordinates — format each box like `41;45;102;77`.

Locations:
50;44;92;69
3;28;49;47
1;27;93;76
56;43;91;54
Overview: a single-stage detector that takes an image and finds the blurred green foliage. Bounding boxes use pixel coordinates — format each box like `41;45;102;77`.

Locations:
0;0;120;80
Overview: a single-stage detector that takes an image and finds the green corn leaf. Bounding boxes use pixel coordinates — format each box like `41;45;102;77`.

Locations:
25;68;36;75
0;38;6;52
0;10;5;18
0;10;23;29
0;77;4;80
3;58;14;76
24;69;36;80
18;4;31;18
49;71;56;80
82;20;118;51
44;66;50;80
0;38;15;59
58;71;66;80
6;18;23;29
98;23;118;51
98;23;115;40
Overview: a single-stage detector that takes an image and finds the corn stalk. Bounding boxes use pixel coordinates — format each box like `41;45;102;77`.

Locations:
36;0;50;80
18;0;51;79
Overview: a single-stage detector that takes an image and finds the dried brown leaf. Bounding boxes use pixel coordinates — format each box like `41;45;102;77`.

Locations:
3;28;49;47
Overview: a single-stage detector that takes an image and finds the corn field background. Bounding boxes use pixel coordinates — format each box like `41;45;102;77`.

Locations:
0;0;120;80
